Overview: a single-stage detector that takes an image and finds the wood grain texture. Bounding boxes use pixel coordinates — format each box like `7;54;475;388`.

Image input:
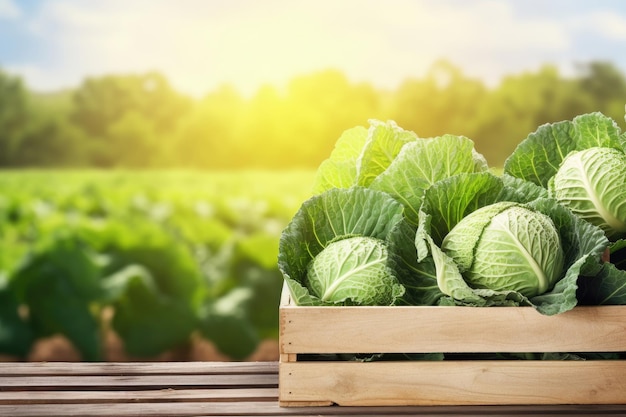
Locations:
280;361;626;406
0;361;624;415
279;283;626;407
280;304;626;354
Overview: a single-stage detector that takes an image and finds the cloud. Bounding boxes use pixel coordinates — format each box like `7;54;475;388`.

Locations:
0;0;20;19
10;0;626;95
3;63;64;90
577;11;626;40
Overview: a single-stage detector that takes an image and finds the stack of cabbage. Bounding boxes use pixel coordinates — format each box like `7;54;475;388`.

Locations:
278;112;626;316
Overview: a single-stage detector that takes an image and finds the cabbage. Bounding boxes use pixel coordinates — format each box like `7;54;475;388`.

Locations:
412;172;608;315
280;115;625;313
549;147;626;239
306;236;400;305
281;120;489;306
442;202;564;298
278;187;408;306
503;111;626;307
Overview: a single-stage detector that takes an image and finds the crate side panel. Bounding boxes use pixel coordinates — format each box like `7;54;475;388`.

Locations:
280;305;626;354
280;361;626;406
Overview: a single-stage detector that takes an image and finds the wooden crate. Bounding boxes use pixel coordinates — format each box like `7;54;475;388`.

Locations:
278;283;626;407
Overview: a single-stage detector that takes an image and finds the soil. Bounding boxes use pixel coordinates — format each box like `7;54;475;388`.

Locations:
0;332;279;363
0;307;280;363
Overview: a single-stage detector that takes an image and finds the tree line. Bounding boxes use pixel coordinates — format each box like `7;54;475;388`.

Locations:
1;60;625;169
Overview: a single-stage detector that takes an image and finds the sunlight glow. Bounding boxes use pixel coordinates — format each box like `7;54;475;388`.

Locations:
6;0;614;97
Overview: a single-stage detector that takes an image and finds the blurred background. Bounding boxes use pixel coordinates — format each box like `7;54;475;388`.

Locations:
0;0;625;362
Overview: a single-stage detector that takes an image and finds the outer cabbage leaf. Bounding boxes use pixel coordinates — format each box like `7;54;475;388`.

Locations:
369;135;489;225
611;238;626;271
312;126;368;194
503;120;577;187
278;187;407;306
386;218;443;306
415;209;524;307
526;198;609;315
311;121;415;194
356;120;417;187
504;112;624;187
577;239;626;305
573;112;625;151
420;172;543;246
501;174;550;201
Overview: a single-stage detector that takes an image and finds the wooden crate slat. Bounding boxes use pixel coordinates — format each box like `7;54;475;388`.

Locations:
280;360;626;406
280;304;626;354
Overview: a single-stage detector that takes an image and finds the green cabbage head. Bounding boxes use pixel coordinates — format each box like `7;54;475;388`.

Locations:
306;236;399;305
278;187;410;306
549;147;626;240
441;202;565;298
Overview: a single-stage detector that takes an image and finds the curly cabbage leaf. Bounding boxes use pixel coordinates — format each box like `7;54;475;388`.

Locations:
311;120;488;225
413;172;609;315
369;134;489;225
278;187;409;306
312;121;415;194
504;112;626;187
577;239;626;305
503;111;626;304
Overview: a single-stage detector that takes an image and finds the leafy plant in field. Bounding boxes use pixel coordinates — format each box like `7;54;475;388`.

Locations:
0;171;310;360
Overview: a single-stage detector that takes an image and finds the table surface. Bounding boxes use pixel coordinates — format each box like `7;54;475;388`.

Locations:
0;361;625;417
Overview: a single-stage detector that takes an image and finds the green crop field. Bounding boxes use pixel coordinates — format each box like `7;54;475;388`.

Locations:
0;169;316;361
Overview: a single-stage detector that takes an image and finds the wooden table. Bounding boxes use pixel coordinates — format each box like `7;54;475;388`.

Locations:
0;361;624;416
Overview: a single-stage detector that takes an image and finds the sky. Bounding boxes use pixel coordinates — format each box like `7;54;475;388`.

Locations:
1;0;626;98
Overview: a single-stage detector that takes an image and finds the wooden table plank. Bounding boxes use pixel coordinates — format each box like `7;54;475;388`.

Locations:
1;361;625;416
1;402;626;417
0;388;277;404
0;361;277;376
0;373;277;389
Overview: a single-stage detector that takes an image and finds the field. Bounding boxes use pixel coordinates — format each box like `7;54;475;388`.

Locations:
0;169;316;361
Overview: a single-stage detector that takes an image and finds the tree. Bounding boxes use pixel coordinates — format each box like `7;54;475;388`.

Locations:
278;70;382;168
10;115;87;167
71;72;192;167
106;111;160;168
174;84;246;169
390;60;487;139
0;71;30;165
236;70;383;170
471;65;592;167
576;61;626;129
